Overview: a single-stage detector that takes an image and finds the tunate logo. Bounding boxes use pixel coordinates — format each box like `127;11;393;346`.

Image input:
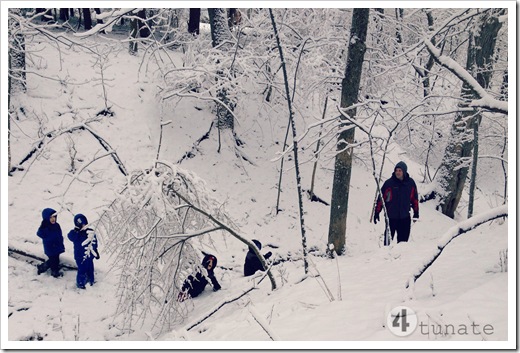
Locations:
387;306;418;337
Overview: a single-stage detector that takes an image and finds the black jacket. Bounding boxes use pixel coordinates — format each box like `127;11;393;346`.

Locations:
375;172;419;219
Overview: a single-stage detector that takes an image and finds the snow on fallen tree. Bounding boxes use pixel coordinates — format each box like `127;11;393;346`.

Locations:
405;205;508;290
94;161;275;335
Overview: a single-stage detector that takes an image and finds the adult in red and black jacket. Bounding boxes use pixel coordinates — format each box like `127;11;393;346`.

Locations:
374;161;419;245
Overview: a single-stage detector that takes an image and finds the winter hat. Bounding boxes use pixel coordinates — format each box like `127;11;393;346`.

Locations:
42;208;57;221
249;239;262;253
395;161;408;174
74;214;88;228
202;253;217;270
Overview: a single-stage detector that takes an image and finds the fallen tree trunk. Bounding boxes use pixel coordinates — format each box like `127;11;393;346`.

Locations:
8;247;78;271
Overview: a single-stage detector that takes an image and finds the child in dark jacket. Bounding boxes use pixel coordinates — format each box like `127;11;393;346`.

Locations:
178;253;221;302
67;214;99;289
36;208;65;278
244;240;272;277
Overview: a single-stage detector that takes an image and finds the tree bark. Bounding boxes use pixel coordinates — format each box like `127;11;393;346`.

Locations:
82;8;92;30
94;8;103;25
188;8;201;35
129;17;138;55
59;8;69;22
467;122;479;218
327;8;369;255
208;8;235;131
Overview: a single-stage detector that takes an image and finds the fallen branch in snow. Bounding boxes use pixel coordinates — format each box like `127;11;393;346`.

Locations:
176;122;214;164
8;247;77;271
185;274;268;332
249;304;281;341
10;119;128;177
405;205;508;289
170;187;277;291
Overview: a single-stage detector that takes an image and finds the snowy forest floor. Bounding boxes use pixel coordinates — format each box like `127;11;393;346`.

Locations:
4;26;512;349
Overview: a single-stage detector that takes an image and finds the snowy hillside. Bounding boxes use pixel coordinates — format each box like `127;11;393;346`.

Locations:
3;7;514;350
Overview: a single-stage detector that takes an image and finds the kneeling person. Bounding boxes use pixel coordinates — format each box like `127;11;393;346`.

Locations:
178;253;221;302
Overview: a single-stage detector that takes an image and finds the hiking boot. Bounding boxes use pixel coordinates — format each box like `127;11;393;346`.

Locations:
77;285;86;290
51;270;63;278
37;263;46;275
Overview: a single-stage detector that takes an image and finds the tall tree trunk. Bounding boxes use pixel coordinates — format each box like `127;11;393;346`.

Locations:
269;8;309;274
59;8;69;22
82;8;92;30
129;17;139;55
208;8;235;131
137;9;151;38
94;8;103;25
188;8;201;35
422;10;436;97
467;121;479;218
8;9;26;95
436;10;504;218
327;8;369;255
8;9;26;175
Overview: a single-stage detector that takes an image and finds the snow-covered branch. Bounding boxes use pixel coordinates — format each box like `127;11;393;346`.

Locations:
423;38;507;115
405;205;508;289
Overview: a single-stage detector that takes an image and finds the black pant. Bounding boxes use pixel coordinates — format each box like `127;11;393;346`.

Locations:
384;217;411;246
40;254;60;273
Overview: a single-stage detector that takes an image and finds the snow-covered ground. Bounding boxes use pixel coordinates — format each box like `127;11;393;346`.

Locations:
2;9;515;350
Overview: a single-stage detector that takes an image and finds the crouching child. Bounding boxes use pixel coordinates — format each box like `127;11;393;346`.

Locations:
178;253;221;302
67;214;100;289
244;239;272;277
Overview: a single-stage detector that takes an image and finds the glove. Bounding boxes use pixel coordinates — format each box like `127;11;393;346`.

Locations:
412;212;419;223
94;251;100;260
264;251;272;260
373;213;380;224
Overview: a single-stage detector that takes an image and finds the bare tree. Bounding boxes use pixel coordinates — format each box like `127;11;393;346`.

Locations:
327;8;369;255
431;9;505;218
269;8;309;274
208;8;236;133
82;8;92;30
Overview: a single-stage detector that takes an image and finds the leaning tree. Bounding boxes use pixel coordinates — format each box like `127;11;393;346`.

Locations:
95;162;275;334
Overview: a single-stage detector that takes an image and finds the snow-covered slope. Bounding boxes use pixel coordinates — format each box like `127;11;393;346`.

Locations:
3;25;512;350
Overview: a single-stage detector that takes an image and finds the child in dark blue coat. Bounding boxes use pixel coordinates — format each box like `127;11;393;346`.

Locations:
177;253;221;302
244;240;272;277
67;214;99;289
36;208;65;278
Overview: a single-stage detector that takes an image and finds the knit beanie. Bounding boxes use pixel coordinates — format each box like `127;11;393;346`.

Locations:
395;161;408;174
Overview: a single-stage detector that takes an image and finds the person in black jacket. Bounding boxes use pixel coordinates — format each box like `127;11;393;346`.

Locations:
244;240;272;277
178;253;221;302
36;208;65;278
374;161;419;245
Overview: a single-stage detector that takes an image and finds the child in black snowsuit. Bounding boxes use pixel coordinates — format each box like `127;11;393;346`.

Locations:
244;240;272;277
36;208;65;278
178;253;221;302
67;214;99;289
